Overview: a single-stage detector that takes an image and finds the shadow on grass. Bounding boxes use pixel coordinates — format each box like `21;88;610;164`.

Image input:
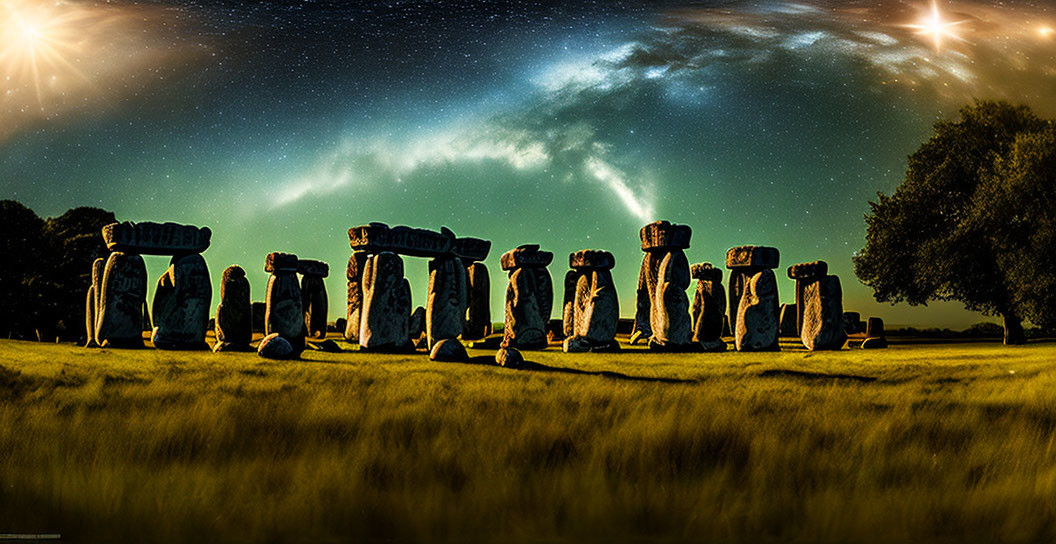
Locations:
759;369;877;383
465;356;698;384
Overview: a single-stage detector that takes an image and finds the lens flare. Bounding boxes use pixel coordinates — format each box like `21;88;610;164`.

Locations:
905;1;969;52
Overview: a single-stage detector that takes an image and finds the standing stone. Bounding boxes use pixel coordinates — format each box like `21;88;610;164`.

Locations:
561;270;579;339
214;265;252;352
142;300;153;332
298;259;330;339
789;261;845;351
426;255;468;349
861;317;888;349
344;252;368;343
650;250;693;349
409;306;426;348
265;252;306;354
690;263;726;351
779;304;798;337
151;253;212;350
563;250;619;353
463;262;491;340
735;269;780;351
84;257;106;347
96;252;147;348
632;221;692;346
500;245;553;350
726;246;780;351
843;312;862;334
359;252;412;351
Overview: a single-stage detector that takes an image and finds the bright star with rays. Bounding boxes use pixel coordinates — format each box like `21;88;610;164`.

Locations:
1;0;95;108
905;1;969;52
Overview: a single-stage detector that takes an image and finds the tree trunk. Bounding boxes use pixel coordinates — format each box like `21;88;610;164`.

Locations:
1003;313;1027;345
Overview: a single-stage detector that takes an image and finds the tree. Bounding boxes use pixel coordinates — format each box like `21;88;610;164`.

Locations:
0;200;45;339
854;101;1053;345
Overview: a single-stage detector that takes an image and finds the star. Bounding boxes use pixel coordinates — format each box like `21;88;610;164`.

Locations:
905;1;969;53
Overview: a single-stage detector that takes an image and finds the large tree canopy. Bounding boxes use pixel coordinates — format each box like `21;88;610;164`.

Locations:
854;101;1054;344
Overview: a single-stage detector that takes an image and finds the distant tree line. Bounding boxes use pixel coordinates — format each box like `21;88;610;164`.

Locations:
0;200;115;342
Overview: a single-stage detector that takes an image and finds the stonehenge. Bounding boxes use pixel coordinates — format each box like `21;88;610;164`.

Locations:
359;252;412;352
298;259;329;339
727;246;780;351
632;221;694;351
690;262;726;352
265;252;307;355
501;244;554;350
788;260;846;351
562;250;619;353
151;253;212;350
214;265;253;352
346;222;491;355
95;251;148;348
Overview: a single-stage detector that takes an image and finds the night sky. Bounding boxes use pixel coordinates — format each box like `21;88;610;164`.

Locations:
3;0;1055;328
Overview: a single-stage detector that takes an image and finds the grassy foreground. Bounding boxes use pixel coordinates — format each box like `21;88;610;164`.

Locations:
1;338;1055;543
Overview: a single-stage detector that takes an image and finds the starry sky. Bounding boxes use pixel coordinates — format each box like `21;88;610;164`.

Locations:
3;0;1055;328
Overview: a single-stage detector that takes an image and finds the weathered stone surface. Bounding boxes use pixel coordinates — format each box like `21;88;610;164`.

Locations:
102;221;211;255
700;339;727;352
344;252;368;342
359;252;411;351
451;236;491;262
264;252;298;273
409;306;426;344
143;301;153;332
301;275;328;339
534;266;553;328
257;333;296;359
426;255;468;348
734;269;779;351
463;263;491;340
266;256;306;354
650;250;693;348
787;260;828;280
861;317;888;349
429;338;468;362
335;318;347;334
349;223;451;255
215;265;252;348
800;275;846;351
84;257;106;347
778;303;798;337
308;339;342;353
251;302;266;332
640;220;691;251
691;265;726;343
631;252;661;344
569;249;615;270
502;267;548;350
500;244;554;270
860;337;888;349
150;254;211;350
495;347;524;369
569;269;620;348
84;285;98;348
725;246;780;269
690;262;723;283
561;270;579;338
96;252;147;348
297;259;330;278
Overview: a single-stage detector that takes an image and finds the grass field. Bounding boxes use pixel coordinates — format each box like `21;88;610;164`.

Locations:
1;336;1055;543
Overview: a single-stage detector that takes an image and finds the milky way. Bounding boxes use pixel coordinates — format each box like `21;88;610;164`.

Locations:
2;0;1054;327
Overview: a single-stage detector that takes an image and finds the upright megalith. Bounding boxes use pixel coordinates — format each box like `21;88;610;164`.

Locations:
426;255;467;350
84;257;106;347
95;252;147;348
151;253;212;350
298;259;329;339
500;244;554;350
344;252;368;343
359;252;412;351
861;317;888;349
264;252;306;355
727;246;780;351
214;265;252;352
778;303;798;337
631;221;693;350
690;262;726;351
735;269;780;351
843;312;864;335
463;262;492;341
563;250;619;353
788;261;846;351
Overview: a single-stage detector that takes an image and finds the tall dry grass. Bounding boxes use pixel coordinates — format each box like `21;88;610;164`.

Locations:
0;338;1055;542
